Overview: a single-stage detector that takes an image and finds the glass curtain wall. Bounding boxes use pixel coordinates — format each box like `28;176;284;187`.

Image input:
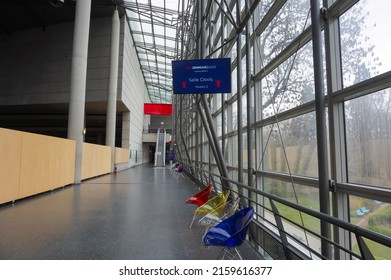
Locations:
173;0;391;260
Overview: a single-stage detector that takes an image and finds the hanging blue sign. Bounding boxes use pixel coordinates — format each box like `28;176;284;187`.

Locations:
172;58;231;94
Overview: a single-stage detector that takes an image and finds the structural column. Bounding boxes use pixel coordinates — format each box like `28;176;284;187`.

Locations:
310;0;331;258
106;9;120;171
67;0;92;184
236;3;243;185
196;0;230;190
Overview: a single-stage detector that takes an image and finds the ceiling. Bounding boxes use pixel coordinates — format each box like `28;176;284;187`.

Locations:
121;0;196;104
123;0;181;104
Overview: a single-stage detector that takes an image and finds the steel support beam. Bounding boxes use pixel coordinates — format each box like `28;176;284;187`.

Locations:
179;96;192;167
195;0;230;190
236;2;244;185
310;0;332;259
246;22;253;188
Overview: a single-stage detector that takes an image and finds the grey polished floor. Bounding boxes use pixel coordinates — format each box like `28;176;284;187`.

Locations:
0;164;261;260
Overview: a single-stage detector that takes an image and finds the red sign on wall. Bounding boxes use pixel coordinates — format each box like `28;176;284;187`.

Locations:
144;103;172;116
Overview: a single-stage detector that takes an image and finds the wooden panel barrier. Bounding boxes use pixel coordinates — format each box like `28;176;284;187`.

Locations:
0;129;22;204
114;147;130;164
0;128;76;204
81;143;111;180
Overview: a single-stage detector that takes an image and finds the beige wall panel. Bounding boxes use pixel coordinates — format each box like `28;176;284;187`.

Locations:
0;128;23;204
54;138;76;188
81;144;91;180
18;132;57;199
81;143;111;180
115;147;130;164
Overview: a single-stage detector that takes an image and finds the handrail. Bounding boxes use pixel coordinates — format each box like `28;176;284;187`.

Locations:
180;162;391;258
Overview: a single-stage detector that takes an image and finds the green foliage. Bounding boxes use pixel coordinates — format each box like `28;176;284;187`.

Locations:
368;205;391;237
352;238;391;260
264;179;320;234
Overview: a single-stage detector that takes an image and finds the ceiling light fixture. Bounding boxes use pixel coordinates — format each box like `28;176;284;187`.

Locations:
49;0;64;8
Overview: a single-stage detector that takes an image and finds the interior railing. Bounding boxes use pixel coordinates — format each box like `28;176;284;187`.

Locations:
179;162;391;260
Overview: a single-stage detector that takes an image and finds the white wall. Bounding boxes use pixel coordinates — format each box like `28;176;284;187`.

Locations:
119;17;149;166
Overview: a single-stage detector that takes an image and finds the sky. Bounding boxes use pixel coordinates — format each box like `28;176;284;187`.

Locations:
363;0;391;73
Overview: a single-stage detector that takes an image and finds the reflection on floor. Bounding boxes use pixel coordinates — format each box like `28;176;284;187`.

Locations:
0;164;261;260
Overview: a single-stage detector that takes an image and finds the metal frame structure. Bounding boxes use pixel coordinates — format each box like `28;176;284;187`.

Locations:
121;0;196;104
169;0;391;260
120;0;391;259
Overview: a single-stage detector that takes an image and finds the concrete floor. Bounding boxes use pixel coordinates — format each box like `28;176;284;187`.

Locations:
0;164;261;260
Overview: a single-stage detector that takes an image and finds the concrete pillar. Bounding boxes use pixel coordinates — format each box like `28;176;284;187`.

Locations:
106;9;120;171
67;0;92;184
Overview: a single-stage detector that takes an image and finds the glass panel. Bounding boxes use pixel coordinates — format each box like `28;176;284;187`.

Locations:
228;135;238;167
349;196;391;259
141;23;152;33
139;14;150;22
156;56;166;63
216;114;222;137
258;0;274;20
155;37;165;46
260;0;311;66
144;36;153;44
263;178;319;209
263;178;321;255
129;19;142;32
231;43;237;66
340;0;391;87
261;42;315;119
133;33;143;42
139;53;147;60
231;134;237;169
231;100;237;131
241;52;246;86
231;67;237;96
242;132;247;169
227;170;238;194
345;89;391;188
262;112;318;177
202;142;209;162
147;57;156;64
214;94;222;113
147;63;157;70
242;94;247;127
166;27;177;38
140;61;149;67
